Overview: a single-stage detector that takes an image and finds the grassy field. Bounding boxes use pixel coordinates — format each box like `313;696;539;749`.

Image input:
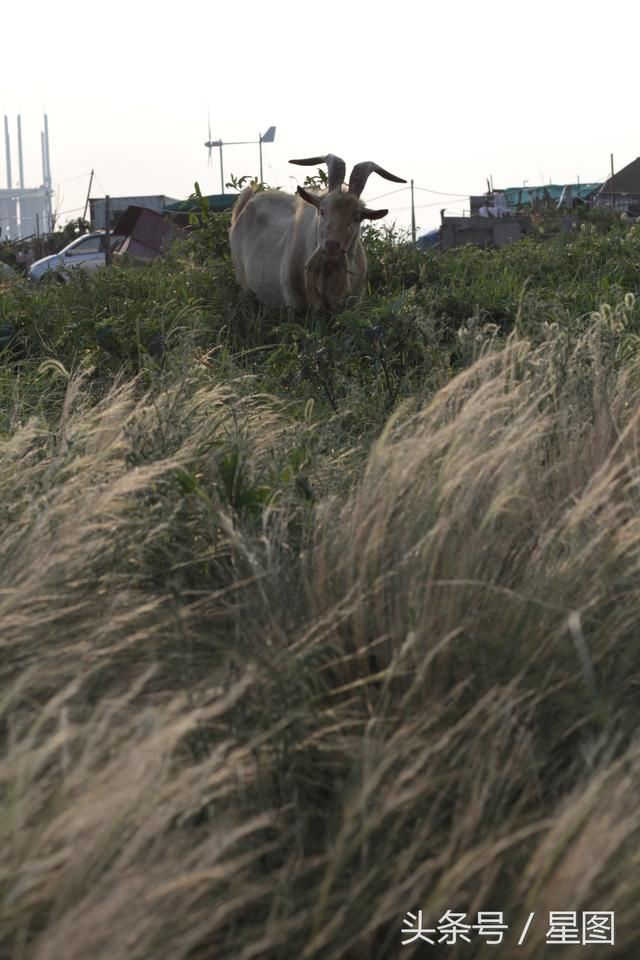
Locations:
1;212;640;958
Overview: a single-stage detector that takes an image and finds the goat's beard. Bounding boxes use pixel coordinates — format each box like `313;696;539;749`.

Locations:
305;247;349;310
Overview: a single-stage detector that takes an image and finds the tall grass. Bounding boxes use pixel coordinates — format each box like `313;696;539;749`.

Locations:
1;258;640;957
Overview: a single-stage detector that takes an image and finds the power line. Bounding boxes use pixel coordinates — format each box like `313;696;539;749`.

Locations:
382;199;465;213
422;197;466;209
413;186;469;197
367;184;471;202
54;172;92;187
53;205;86;217
385;198;467;212
93;173;108;195
366;186;410;202
1;203;86;226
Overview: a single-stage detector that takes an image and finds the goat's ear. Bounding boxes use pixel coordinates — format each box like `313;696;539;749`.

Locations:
297;186;321;209
361;207;388;221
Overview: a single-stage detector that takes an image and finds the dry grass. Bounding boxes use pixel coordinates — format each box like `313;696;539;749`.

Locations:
2;310;640;958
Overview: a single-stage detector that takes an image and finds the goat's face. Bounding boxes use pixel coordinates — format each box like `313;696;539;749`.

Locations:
298;188;387;262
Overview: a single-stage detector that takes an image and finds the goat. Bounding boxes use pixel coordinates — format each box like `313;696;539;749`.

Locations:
229;154;406;314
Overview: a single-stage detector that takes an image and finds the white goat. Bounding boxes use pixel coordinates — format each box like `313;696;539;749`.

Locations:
229;154;406;313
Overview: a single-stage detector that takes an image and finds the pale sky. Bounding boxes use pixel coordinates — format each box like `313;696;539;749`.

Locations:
2;0;638;236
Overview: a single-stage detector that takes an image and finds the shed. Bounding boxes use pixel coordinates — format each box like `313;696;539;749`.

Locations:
90;195;179;230
112;205;176;261
592;158;640;213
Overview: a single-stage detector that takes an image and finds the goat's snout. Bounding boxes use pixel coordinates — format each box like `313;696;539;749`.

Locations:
324;239;341;257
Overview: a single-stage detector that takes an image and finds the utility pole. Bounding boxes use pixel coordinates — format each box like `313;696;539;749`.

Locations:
258;127;276;184
83;169;94;224
410;179;416;242
43;114;52;233
36;212;43;258
610;153;615;212
104;196;112;265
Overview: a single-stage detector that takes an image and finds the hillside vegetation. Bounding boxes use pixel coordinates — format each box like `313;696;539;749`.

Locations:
1;214;640;959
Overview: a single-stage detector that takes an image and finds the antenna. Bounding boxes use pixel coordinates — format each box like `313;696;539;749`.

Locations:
40;131;46;185
41;114;53;231
44;114;52;187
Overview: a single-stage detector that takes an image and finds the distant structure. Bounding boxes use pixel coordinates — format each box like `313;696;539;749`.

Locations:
0;114;53;241
469;181;601;215
88;193;236;231
89;195;180;230
162;193;236;225
439;178;604;250
591;157;640;215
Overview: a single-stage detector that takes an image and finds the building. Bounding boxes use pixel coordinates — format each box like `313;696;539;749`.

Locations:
591;158;640;214
440;213;533;250
1;114;53;241
89;195;179;230
470;181;601;216
89;193;237;235
439;177;603;250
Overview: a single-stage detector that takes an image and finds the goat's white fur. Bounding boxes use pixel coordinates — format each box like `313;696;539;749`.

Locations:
229;155;406;314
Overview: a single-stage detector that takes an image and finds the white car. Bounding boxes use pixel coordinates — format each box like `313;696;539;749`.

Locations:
29;231;124;282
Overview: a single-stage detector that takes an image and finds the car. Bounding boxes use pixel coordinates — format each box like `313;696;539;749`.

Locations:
28;231;124;282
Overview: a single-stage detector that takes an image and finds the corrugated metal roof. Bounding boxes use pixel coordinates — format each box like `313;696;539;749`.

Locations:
163;194;237;214
597;157;640;195
501;183;601;208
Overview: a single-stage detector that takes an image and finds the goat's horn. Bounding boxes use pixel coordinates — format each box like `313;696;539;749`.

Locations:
348;162;407;198
289;154;346;193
